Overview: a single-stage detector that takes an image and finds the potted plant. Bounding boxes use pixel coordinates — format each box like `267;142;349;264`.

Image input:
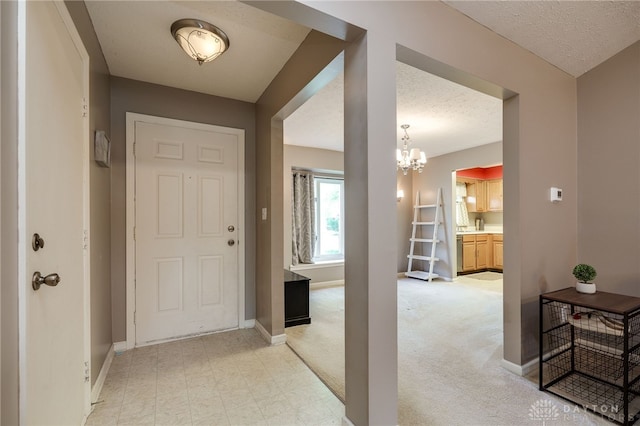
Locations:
573;263;597;294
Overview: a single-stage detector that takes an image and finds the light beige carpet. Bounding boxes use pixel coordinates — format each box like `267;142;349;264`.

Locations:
286;273;610;425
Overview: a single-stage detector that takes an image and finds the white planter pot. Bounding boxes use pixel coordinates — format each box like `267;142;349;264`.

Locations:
576;282;596;294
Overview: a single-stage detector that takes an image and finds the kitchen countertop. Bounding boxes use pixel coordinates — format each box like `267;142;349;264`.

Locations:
456;230;503;235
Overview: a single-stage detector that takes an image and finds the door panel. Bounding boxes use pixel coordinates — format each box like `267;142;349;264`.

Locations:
135;121;239;345
24;2;88;424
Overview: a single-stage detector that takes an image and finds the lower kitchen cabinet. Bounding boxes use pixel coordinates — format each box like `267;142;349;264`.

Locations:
476;235;488;269
462;234;489;272
493;235;503;270
462;237;477;271
460;233;502;273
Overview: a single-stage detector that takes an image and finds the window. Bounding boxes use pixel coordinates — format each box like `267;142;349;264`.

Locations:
314;177;344;261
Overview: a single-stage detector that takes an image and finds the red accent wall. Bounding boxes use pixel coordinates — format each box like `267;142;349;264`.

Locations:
457;165;502;179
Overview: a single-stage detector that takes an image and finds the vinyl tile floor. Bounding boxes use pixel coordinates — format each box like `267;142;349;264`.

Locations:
86;328;344;426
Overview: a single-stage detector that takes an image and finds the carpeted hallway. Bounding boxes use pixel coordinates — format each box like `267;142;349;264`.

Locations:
286;273;610;425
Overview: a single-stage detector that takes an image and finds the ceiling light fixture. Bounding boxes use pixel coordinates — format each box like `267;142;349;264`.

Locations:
171;19;230;65
396;124;427;175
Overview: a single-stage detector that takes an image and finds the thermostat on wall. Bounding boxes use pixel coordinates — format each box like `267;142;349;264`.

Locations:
550;187;563;202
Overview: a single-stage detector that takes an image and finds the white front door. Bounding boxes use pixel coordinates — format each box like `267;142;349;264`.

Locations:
133;119;242;345
21;2;90;424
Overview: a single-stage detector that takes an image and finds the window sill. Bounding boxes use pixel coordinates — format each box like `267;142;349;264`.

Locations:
290;260;344;271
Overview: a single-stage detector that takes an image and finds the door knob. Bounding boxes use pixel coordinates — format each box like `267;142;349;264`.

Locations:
32;272;61;291
227;225;235;232
227;239;235;246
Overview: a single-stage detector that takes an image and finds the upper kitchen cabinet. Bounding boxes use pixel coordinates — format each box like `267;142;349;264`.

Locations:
487;179;503;211
461;179;486;213
457;166;503;213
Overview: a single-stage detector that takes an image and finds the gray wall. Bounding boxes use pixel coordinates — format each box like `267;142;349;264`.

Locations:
263;0;578;384
254;30;345;337
65;0;113;388
396;171;413;273
412;142;502;279
110;77;257;342
577;41;640;295
323;1;577;368
283;144;344;283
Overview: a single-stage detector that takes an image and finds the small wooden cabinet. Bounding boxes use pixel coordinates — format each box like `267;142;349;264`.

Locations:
284;269;311;327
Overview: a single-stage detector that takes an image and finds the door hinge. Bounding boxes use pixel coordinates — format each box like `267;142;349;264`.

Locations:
133;226;136;240
83;229;89;250
84;361;90;383
133;142;136;156
82;98;88;118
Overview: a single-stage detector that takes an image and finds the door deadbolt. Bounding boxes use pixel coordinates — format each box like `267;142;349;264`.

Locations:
32;233;45;251
32;271;61;291
227;225;235;232
227;239;236;246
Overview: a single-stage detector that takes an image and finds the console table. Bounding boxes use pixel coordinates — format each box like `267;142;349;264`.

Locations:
284;269;311;327
539;288;640;425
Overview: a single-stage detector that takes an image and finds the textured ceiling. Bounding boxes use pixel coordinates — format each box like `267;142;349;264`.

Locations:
86;1;640;158
85;1;311;103
444;0;640;77
285;61;503;157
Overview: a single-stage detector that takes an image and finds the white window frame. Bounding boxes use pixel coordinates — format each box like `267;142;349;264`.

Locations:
314;176;345;262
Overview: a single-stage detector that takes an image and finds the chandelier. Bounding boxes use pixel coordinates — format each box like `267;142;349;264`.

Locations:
396;124;426;175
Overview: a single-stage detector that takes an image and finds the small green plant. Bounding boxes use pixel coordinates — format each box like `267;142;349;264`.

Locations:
573;264;597;283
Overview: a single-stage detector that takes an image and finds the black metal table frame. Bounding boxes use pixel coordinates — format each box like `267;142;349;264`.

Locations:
539;290;640;426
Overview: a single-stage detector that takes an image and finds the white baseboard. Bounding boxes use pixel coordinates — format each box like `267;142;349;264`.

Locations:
113;341;127;353
91;344;115;403
255;320;287;345
502;357;538;376
398;273;453;282
310;279;344;289
244;319;256;328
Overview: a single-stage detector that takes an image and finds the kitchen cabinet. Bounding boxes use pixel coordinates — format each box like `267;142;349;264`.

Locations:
459;233;503;273
464;180;486;212
492;234;503;271
462;234;488;271
476;235;489;269
462;236;477;271
487;179;503;212
458;178;503;213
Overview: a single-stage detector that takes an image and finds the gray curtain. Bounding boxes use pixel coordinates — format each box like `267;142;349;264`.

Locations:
292;172;315;265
